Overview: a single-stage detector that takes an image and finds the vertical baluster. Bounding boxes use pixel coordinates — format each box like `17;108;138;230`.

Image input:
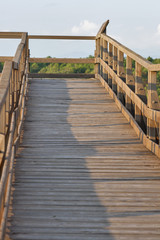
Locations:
126;56;135;113
0;104;6;154
103;39;108;82
14;69;18;107
108;43;113;68
95;38;100;78
9;71;13;112
108;43;113;87
117;50;125;103
112;46;117;93
135;62;147;130
100;37;103;77
28;49;30;73
135;62;142;126
5;91;10;136
147;71;159;142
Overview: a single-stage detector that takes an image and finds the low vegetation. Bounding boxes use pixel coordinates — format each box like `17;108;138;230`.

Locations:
30;55;94;74
0;56;160;96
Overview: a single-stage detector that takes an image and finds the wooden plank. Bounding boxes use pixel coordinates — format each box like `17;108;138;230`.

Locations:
102;39;108;82
147;71;160;142
0;57;13;62
149;64;160;71
28;35;96;40
112;46;117;93
13;43;24;69
28;73;95;79
5;77;160;240
117;50;125;103
126;56;135;112
135;62;145;127
21;33;27;45
0;61;12;110
29;58;95;64
0;32;23;39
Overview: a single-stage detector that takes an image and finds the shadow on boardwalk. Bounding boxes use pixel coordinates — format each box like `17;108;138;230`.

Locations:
6;78;116;240
6;78;160;240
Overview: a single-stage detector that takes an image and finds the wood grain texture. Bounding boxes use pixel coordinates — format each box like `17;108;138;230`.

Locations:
28;35;95;40
29;58;95;64
5;78;160;240
28;73;95;79
97;58;160;122
0;33;23;39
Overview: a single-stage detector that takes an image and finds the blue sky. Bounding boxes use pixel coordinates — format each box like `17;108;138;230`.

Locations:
0;0;160;58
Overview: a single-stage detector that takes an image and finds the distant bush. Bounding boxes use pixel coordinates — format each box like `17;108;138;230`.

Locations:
30;56;94;74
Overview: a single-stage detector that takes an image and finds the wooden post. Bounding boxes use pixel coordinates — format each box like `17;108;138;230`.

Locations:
5;92;10;135
0;104;6;158
147;71;160;142
100;37;103;77
112;46;117;93
11;69;14;111
87;19;109;80
126;56;135;113
117;50;125;103
135;62;142;126
103;39;108;82
28;49;30;73
108;43;113;87
135;62;146;128
95;38;100;78
14;69;19;108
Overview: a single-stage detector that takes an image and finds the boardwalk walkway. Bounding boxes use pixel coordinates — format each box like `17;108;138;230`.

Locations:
6;78;160;240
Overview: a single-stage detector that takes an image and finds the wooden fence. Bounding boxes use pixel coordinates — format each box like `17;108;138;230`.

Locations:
28;35;95;78
0;20;160;238
95;20;160;157
0;32;29;239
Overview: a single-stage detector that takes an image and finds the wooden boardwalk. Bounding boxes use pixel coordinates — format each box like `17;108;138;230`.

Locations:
5;78;160;240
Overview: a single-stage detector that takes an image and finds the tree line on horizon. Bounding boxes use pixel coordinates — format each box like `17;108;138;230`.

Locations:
0;55;160;96
30;55;95;74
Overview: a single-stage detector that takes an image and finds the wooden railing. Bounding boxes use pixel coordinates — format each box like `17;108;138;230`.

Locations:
0;32;29;239
28;35;96;78
0;21;160;238
95;20;160;157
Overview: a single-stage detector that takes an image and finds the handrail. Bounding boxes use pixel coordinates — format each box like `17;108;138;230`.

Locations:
97;57;160;121
0;57;13;62
27;34;96;77
95;20;160;157
100;33;152;70
29;57;95;64
28;35;95;40
0;32;24;39
0;61;12;109
0;33;28;240
100;33;160;71
13;33;28;69
0;22;160;238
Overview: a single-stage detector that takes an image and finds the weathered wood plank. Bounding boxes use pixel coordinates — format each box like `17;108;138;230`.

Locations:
5;78;160;240
29;58;95;64
28;73;95;79
29;35;96;40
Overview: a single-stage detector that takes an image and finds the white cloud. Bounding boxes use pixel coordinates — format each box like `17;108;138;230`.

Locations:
71;20;99;35
1;30;11;32
135;26;144;31
156;24;160;35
